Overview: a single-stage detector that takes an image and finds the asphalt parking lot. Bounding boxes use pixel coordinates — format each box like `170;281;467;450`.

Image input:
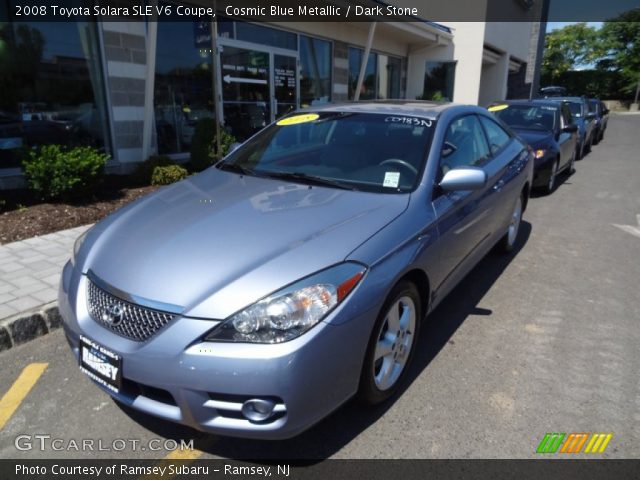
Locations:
1;114;638;460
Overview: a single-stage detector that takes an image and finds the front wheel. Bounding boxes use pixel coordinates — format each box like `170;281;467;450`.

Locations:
498;194;523;253
359;281;421;405
566;150;576;175
546;159;559;194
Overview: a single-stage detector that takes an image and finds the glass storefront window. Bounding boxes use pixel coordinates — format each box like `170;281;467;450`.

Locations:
0;4;110;169
154;17;214;154
235;21;297;50
348;47;377;100
378;55;401;99
423;61;456;101
299;35;331;108
348;48;402;100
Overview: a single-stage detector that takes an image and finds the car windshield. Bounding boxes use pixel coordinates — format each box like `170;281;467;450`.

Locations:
589;100;599;113
217;112;435;193
492;104;556;131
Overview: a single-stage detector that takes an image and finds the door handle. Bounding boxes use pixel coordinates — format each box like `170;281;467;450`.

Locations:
493;180;505;191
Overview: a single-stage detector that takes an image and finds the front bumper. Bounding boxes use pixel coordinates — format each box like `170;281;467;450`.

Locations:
58;261;375;439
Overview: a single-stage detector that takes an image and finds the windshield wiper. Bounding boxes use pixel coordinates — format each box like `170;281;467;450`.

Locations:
261;171;357;191
217;162;254;176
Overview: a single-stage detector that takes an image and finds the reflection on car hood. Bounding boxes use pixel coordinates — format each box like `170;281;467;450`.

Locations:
80;168;409;318
512;128;554;150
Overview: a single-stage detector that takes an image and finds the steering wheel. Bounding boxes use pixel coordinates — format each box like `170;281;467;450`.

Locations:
378;158;418;176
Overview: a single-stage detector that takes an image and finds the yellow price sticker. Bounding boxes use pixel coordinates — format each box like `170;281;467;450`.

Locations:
488;104;508;112
276;113;319;126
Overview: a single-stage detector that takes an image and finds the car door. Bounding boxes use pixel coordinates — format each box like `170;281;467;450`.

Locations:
431;114;495;297
557;103;576;167
477;114;523;232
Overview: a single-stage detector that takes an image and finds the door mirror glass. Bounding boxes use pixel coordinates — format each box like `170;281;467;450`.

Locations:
440;167;488;192
563;124;578;133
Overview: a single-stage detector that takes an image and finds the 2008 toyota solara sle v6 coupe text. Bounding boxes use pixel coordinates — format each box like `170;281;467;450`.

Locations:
59;102;533;439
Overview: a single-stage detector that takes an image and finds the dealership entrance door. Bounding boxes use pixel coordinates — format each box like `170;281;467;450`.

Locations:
218;40;298;140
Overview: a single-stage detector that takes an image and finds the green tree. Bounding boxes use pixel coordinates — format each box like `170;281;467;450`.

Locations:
541;23;602;80
600;9;640;102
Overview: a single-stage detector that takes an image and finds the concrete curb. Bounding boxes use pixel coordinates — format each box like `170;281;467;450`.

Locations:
0;302;61;352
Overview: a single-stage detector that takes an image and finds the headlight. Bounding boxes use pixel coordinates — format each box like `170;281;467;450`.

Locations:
534;149;546;159
205;262;366;344
71;227;91;266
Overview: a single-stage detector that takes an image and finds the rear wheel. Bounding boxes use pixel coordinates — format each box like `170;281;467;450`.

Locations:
359;281;421;405
498;194;523;253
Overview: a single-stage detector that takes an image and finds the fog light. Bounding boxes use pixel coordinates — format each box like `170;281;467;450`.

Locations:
241;399;276;422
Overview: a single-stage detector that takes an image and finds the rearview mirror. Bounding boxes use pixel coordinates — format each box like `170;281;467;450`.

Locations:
563;124;578;133
440;167;488;192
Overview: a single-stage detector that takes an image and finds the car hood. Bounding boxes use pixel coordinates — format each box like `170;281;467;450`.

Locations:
512;128;553;150
80;169;409;319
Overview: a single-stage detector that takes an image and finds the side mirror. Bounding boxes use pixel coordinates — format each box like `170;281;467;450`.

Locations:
440;167;488;192
563;124;578;133
586;113;596;120
603;108;609;115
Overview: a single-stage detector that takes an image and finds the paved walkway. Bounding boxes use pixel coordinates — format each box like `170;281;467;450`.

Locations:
0;225;92;320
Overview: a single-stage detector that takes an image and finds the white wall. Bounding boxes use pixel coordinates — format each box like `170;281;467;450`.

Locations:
444;22;486;105
484;22;532;62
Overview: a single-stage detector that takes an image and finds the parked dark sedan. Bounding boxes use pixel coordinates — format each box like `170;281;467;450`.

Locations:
543;96;595;159
588;99;609;144
489;100;578;193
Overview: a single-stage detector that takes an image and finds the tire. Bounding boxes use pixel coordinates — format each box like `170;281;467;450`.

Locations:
545;159;559;194
359;281;422;405
566;150;576;175
576;141;583;160
585;135;593;154
498;194;523;253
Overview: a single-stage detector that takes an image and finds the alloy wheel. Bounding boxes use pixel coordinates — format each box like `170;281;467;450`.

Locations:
507;195;523;248
373;296;416;391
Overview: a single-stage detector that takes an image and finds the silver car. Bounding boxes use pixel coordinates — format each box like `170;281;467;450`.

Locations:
59;102;533;439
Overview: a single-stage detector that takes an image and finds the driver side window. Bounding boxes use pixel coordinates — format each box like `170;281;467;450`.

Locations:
439;115;490;179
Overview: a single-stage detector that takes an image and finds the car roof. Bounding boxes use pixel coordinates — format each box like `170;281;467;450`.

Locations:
545;96;585;103
490;99;562;109
307;100;458;121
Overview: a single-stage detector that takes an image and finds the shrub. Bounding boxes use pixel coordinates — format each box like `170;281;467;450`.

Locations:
209;128;237;162
134;155;173;185
189;119;236;172
189;118;216;172
22;145;108;200
151;164;188;185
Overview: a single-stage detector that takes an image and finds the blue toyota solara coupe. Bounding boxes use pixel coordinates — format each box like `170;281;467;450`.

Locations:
59;101;533;439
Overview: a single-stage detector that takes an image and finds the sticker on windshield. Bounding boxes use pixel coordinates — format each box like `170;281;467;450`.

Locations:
383;171;401;188
488;104;508;112
384;116;432;127
276;113;319;126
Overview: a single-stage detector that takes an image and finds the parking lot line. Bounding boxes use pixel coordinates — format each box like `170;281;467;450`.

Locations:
0;362;48;430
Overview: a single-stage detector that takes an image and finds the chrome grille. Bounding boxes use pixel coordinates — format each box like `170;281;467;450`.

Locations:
87;280;176;342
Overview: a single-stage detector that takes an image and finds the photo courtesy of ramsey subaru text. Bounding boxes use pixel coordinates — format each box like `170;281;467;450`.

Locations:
59;102;533;439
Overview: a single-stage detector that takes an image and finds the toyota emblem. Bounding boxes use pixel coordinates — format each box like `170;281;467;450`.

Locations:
103;304;125;326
